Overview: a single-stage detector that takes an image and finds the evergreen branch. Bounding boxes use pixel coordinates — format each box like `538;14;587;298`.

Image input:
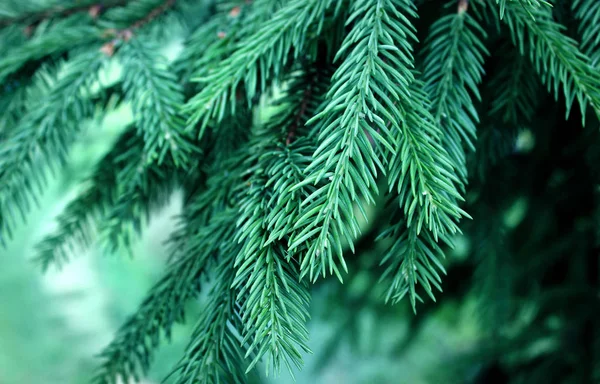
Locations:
98;136;177;253
91;213;237;384
388;83;465;239
33;130;134;270
0;51;107;241
0;20;101;83
573;0;600;67
182;0;335;137
0;0;129;28
495;0;551;20
167;107;254;263
170;209;254;384
0;75;29;138
422;1;488;186
290;0;419;281
174;11;235;86
489;43;541;125
119;38;197;167
379;214;450;311
382;82;466;311
499;0;600;122
98;0;177;31
232;138;313;376
126;0;176;31
262;68;328;245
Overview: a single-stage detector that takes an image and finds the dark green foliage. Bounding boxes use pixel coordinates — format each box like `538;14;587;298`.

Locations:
2;0;600;383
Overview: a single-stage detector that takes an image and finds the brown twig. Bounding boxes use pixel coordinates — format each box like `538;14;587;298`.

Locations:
458;0;469;14
100;0;177;56
0;0;130;28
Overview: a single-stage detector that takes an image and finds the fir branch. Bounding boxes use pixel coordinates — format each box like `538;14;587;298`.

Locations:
174;10;235;86
0;20;102;83
91;212;237;384
166;104;255;263
290;0;419;281
98;137;177;253
469;45;540;180
379;215;449;310
495;0;551;20
33;130;134;270
573;0;600;67
422;1;488;186
382;82;466;311
182;0;336;137
0;0;129;28
232;139;312;376
499;0;600;122
119;38;196;167
0;51;107;241
489;43;541;127
261;69;329;245
169;209;254;384
98;0;177;31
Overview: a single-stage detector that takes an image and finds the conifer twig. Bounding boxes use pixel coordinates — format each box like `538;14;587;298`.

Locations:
0;0;130;28
100;0;177;56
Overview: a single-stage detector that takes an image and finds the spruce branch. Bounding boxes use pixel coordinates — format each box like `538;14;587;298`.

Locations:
381;82;466;311
470;44;541;180
498;0;600;122
379;215;449;311
119;38;197;167
182;0;336;137
290;0;419;281
33;130;134;270
495;0;551;20
232;138;312;377
0;51;107;242
262;69;328;246
0;21;102;83
174;4;244;87
422;1;489;186
489;43;540;125
97;137;177;253
91;212;238;384
0;0;130;28
170;210;254;384
573;0;600;68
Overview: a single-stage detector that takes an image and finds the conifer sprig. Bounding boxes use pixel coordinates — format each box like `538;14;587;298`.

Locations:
182;0;335;135
382;83;466;310
495;0;551;20
34;130;133;270
422;2;488;186
0;20;100;83
573;0;600;67
0;51;106;241
290;0;419;281
171;210;253;384
499;0;600;121
489;44;541;125
98;137;177;253
233;141;312;376
91;212;236;384
119;38;196;167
